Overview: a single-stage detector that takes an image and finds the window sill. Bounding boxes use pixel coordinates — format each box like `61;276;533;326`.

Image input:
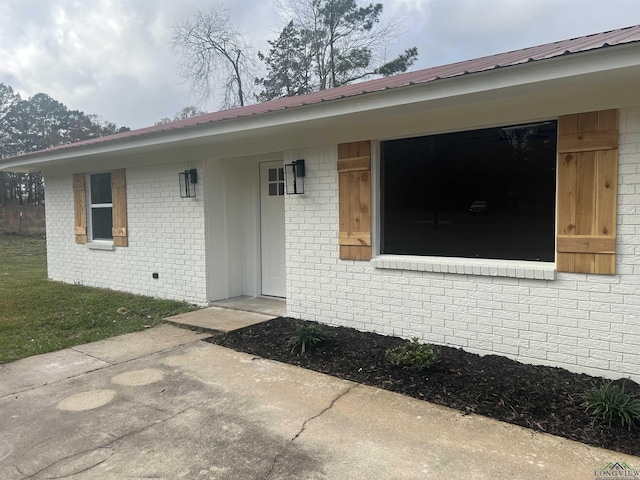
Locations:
87;242;114;251
370;255;556;280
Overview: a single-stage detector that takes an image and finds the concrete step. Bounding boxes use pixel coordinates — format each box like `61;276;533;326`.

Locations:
165;306;274;334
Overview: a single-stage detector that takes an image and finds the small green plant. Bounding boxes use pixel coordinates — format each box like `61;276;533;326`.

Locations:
288;322;328;355
386;338;438;371
582;381;640;430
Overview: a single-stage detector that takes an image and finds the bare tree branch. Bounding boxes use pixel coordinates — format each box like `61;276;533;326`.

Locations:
172;5;255;108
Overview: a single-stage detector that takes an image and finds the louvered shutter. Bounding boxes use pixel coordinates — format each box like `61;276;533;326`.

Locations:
557;109;618;274
338;141;372;260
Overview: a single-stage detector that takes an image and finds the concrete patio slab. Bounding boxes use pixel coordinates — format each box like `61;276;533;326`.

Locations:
0;327;637;479
164;306;274;333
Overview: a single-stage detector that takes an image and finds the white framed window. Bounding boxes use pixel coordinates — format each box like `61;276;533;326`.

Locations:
88;172;113;241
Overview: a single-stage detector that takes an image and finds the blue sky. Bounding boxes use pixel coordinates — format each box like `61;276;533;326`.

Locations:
1;0;639;129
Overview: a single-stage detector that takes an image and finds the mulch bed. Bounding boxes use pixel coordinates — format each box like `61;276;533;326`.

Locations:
207;317;640;455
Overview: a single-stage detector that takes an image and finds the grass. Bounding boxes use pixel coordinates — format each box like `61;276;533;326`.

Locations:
0;234;198;364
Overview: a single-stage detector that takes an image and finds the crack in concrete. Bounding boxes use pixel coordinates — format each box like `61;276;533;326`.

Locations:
19;407;191;479
21;446;113;480
263;383;358;480
0;341;200;401
0;364;111;401
70;347;116;366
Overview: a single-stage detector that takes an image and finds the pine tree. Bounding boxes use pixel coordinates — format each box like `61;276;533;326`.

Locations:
0;83;128;205
256;21;314;101
257;0;418;101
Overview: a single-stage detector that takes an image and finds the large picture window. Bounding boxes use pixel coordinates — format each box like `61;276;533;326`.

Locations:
380;121;557;262
89;172;113;241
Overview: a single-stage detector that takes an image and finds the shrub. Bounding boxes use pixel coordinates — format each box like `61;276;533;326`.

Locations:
288;323;328;355
386;338;438;371
583;381;640;430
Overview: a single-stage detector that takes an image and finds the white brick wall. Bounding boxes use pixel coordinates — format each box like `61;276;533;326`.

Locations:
45;161;208;305
285;106;640;382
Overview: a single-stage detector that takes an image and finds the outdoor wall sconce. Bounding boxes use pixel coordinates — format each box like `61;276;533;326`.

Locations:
179;168;198;198
284;159;305;194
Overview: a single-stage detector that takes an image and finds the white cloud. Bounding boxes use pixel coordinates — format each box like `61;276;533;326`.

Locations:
411;0;640;66
1;0;639;129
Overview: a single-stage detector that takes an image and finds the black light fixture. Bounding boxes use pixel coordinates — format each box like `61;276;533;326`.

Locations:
179;168;198;198
284;159;305;194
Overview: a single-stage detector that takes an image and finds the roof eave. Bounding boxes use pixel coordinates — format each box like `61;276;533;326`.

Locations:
2;41;639;173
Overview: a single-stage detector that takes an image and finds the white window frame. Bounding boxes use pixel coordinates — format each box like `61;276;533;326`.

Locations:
87;172;113;243
370;120;558;281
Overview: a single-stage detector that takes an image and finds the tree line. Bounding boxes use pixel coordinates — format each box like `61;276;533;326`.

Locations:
0;83;129;205
1;0;418;206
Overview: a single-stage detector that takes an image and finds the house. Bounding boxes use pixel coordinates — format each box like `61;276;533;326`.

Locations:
2;25;640;382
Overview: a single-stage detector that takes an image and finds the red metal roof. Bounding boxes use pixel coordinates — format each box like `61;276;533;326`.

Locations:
5;24;640;161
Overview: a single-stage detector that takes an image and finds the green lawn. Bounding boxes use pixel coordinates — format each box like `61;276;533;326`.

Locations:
0;234;198;364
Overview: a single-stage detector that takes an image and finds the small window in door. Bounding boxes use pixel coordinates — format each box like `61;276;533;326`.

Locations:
268;168;285;196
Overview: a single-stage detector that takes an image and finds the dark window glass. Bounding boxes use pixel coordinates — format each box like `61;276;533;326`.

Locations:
381;121;557;262
90;173;112;204
268;168;277;182
278;183;285;196
278;168;284;181
92;207;113;240
269;183;277;196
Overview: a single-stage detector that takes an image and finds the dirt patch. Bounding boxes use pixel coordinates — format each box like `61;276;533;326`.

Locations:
209;317;640;456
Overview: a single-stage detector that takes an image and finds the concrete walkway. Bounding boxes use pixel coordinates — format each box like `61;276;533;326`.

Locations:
0;325;638;479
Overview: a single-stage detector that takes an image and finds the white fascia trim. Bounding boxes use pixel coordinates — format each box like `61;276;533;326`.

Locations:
371;255;556;280
2;42;639;172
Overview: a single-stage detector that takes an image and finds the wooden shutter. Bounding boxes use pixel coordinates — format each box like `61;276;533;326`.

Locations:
111;169;128;247
72;173;87;244
557;109;618;274
338;141;371;260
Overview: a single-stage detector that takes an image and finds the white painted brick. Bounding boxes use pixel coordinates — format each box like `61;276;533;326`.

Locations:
623;352;640;365
578;356;610;369
555;308;589;320
493;344;520;356
590;350;623;363
518;347;548;360
609;362;640;378
579;319;611;332
547;334;576;346
467;323;493;334
547;352;578;365
590;331;623;342
577;301;611;313
611;322;640;335
589;311;624;323
507;303;530;313
281;107;640;382
530;323;559;335
45;161;207;305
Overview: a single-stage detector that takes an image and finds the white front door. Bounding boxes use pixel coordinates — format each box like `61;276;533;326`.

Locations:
260;161;286;297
